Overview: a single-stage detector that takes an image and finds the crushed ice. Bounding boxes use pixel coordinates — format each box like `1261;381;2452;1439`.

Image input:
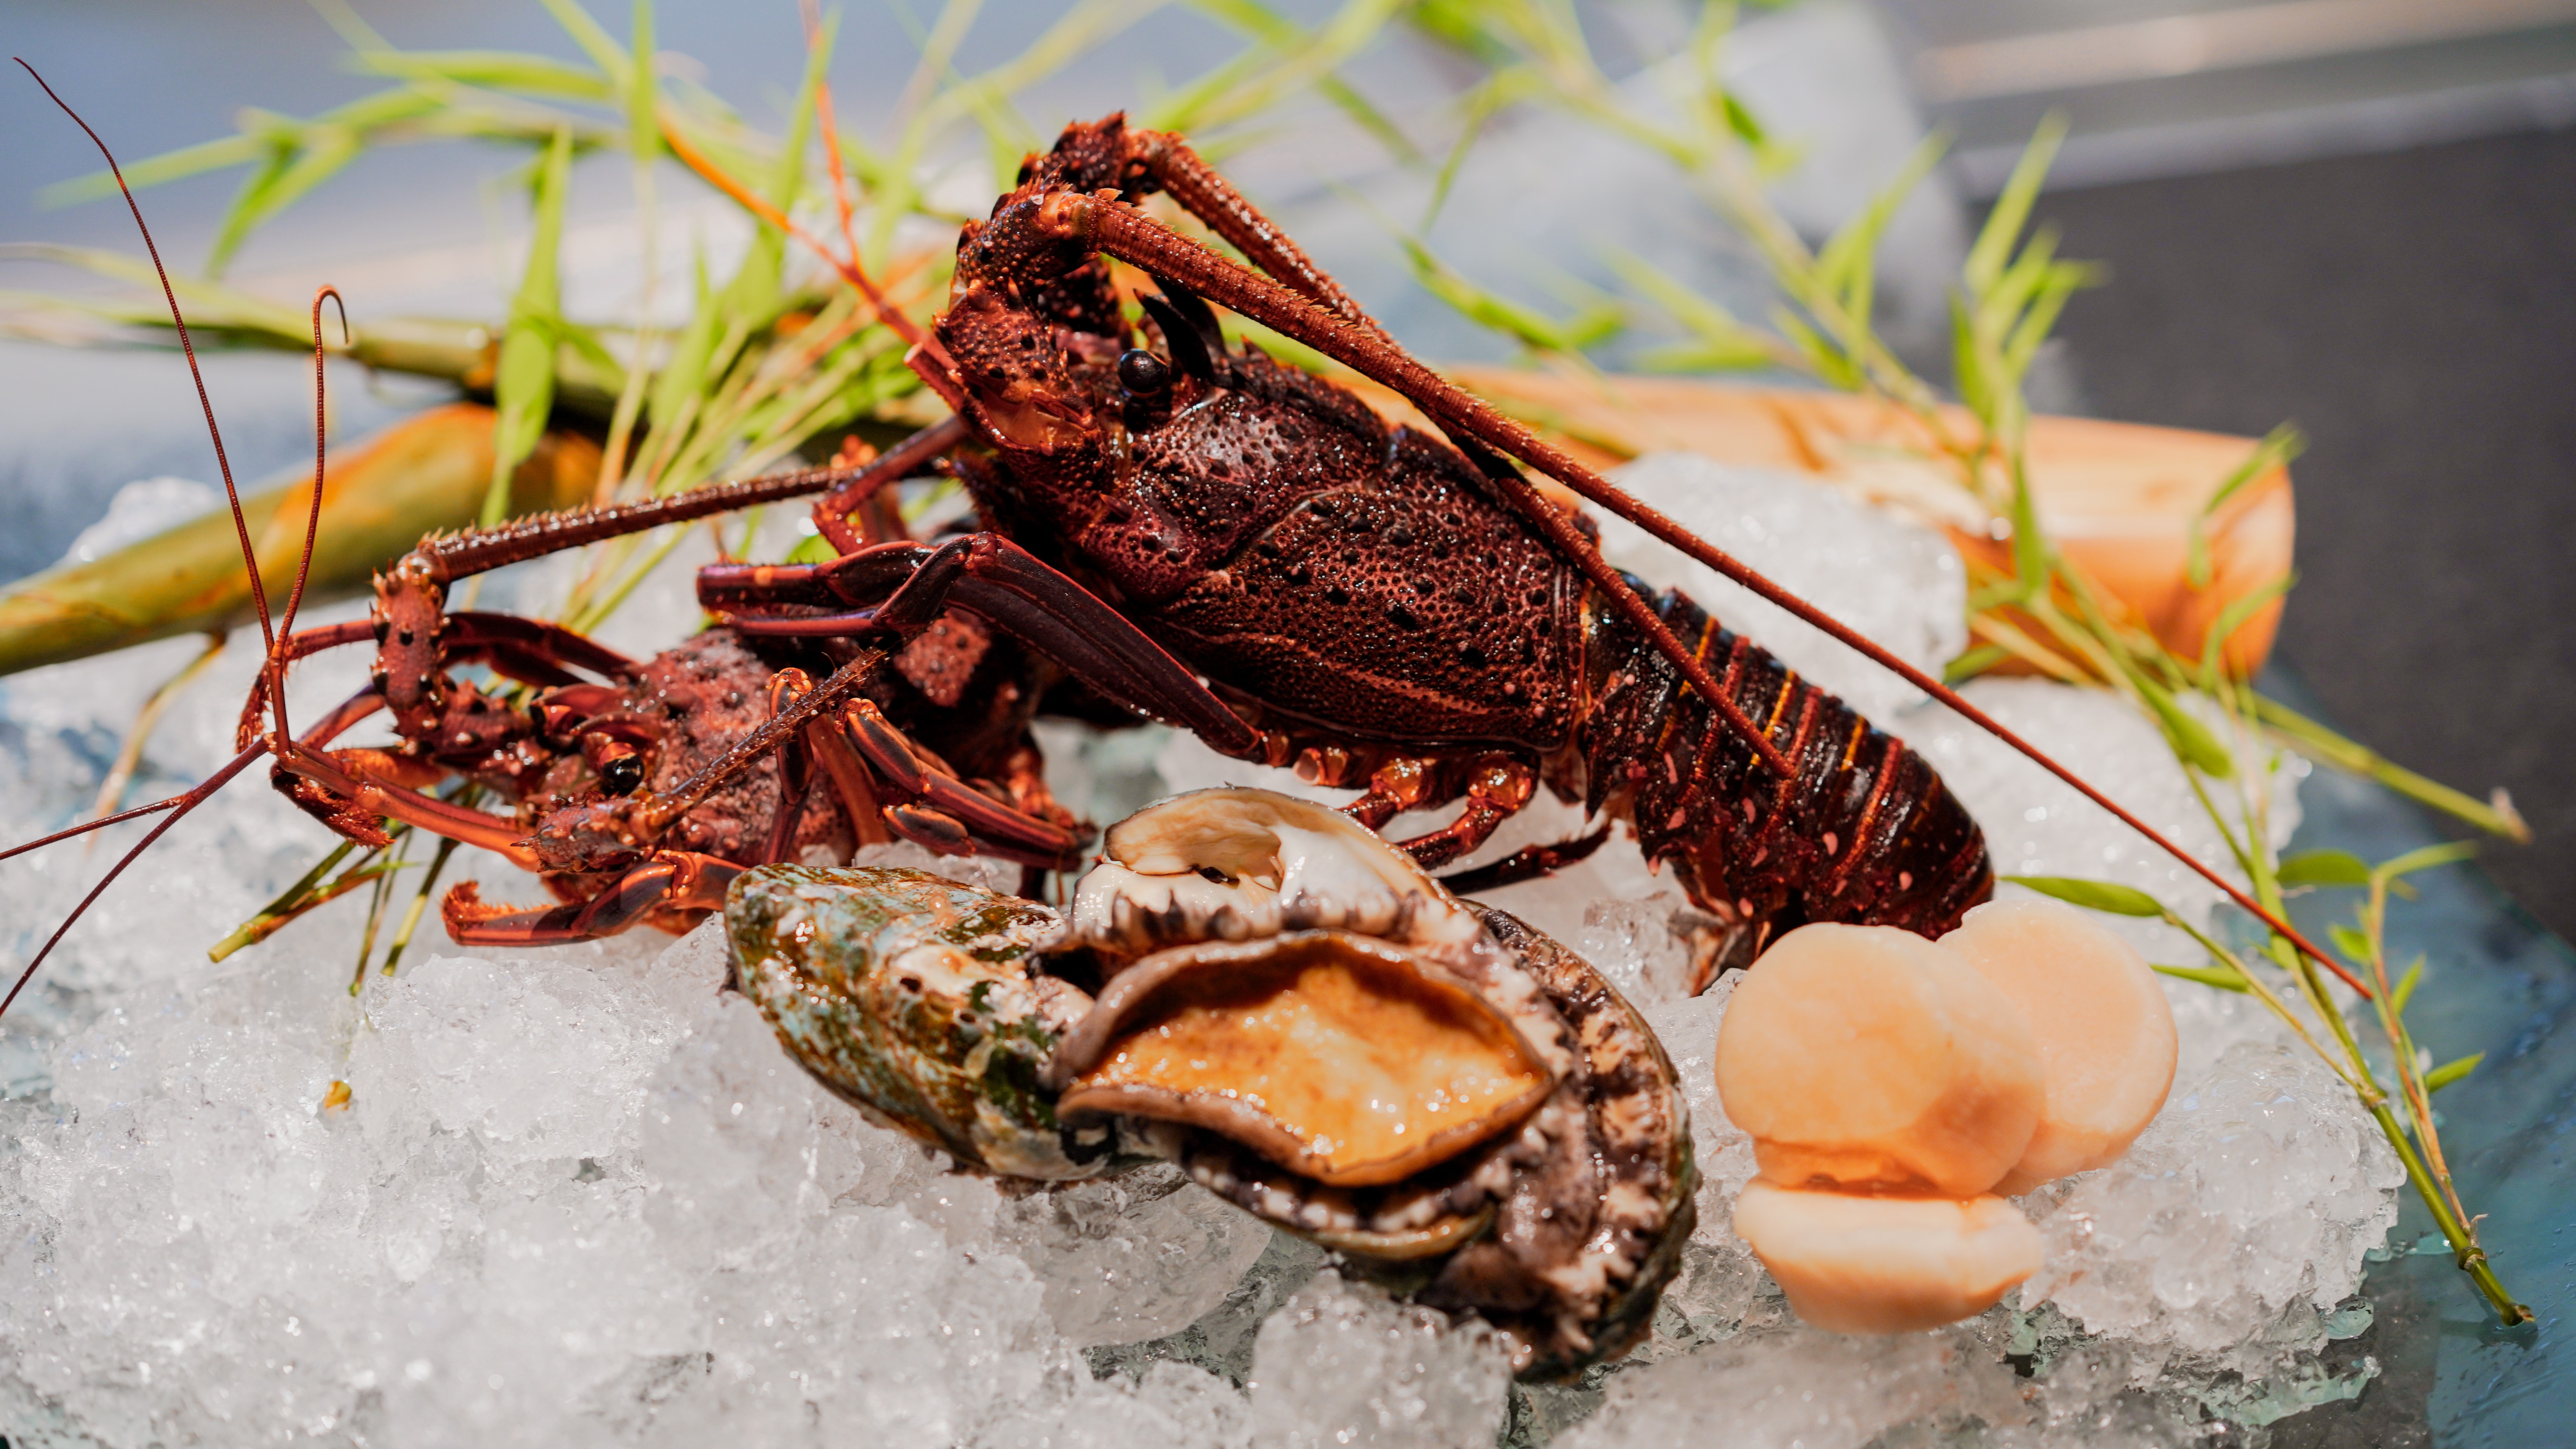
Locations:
0;455;2399;1444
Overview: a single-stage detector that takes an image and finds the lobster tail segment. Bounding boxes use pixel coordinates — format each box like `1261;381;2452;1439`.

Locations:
1580;581;1992;983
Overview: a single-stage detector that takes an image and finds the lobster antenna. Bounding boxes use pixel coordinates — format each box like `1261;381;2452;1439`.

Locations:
655;107;948;367
0;66;297;1021
0;747;265;1021
0;797;189;862
800;0;867;285
16;59;278;658
264;288;348;743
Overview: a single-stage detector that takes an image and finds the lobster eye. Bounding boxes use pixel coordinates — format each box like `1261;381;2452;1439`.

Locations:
1117;348;1171;397
599;753;646;796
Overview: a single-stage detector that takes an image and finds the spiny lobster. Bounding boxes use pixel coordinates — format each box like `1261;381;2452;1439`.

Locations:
2;94;2373;1019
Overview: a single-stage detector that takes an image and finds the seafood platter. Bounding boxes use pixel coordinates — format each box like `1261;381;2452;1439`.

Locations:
0;5;2564;1445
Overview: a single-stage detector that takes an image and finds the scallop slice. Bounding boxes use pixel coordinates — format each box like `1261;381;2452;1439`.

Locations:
1045;929;1553;1188
1939;897;2179;1193
1715;922;2043;1197
1733;1181;2044;1334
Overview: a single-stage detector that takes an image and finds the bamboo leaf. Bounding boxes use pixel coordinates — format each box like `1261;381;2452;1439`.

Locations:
2005;457;2048;593
1814;131;1946;327
359;49;615;100
484;124;574;526
2197;570;2295;687
206;124;363;277
2330;923;2374;962
627;0;662;164
1966;112;2067;296
1402;238;1619;353
2391;956;2424;1016
537;0;634;82
2375;840;2478;883
2130;671;2235;778
2188;422;2303;588
1771;307;1861;390
1606;248;1779;371
2155;961;2251;993
1942;642;2012;684
2004;874;2165;917
2424;1052;2483;1093
2278;848;2374;889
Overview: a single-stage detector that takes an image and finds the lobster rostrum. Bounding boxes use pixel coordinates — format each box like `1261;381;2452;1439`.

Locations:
726;787;1695;1379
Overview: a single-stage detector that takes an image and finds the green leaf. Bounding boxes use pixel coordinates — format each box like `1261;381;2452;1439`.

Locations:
2131;672;2235;778
2155;962;2251;993
483;124;574;526
2005;456;2048;594
2390;956;2424;1016
1720;90;1767;149
2424;1052;2484;1093
627;0;662;165
1814;131;1946;328
360;49;615;100
2004;875;2165;917
2329;923;2374;963
2277;849;2374;889
1401;237;1620;353
1771;306;1862;390
206;123;363;277
1942;643;2012;684
1966;112;2067;297
2374;840;2478;884
1606;248;1779;372
2197;570;2294;687
784;530;838;565
2188;423;2303;588
538;0;634;82
646;250;719;432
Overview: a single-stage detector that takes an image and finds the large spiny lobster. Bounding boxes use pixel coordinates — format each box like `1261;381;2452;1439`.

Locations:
2;99;2373;1018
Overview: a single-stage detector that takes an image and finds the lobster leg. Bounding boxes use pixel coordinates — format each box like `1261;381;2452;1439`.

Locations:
443;612;639;684
758;670;820;865
708;533;1262;757
1437;829;1615;896
441;852;742;945
269;741;541;866
832;699;1088;868
1387;760;1539;871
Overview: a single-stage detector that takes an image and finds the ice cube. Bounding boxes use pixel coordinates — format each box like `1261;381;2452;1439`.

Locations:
2024;1040;2403;1379
1248;1271;1514;1449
